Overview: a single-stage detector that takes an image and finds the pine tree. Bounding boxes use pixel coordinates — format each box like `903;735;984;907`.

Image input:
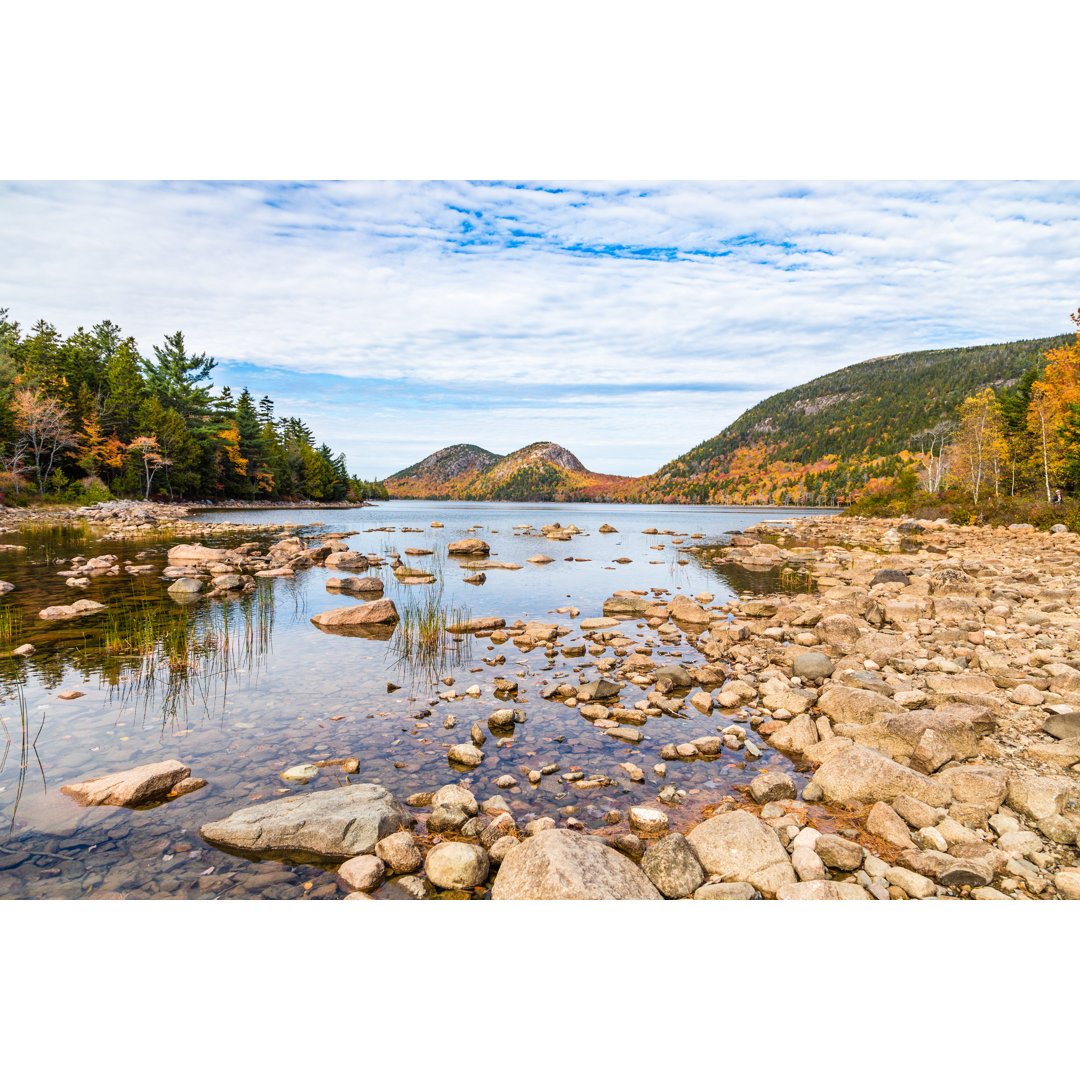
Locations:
142;330;216;422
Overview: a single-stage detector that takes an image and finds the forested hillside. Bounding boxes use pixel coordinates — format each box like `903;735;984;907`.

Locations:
0;309;386;503
645;334;1070;505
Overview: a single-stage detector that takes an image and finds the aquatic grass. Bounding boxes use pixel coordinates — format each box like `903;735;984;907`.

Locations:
389;583;472;689
780;565;816;593
92;584;275;728
0;605;22;646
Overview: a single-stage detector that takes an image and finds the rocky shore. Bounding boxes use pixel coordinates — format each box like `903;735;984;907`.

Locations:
24;510;1080;899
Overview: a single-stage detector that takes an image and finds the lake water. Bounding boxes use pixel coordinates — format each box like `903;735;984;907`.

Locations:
0;500;836;899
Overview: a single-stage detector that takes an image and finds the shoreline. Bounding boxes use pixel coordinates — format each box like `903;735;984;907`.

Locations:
2;507;1078;899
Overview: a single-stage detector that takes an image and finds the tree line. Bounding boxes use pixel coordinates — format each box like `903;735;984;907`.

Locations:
0;309;387;503
924;309;1080;504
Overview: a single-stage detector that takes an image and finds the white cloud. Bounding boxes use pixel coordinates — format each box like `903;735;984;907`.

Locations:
1;180;1078;476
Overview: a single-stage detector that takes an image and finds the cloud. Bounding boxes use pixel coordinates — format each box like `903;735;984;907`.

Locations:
1;180;1078;475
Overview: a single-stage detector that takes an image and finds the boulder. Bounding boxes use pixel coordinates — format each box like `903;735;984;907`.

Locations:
817;686;897;726
491;829;662;899
812;746;951;807
424;842;490;890
62;759;192;807
1044;713;1080;741
38;599;106;622
686;810;797;897
750;771;798;804
167;543;228;564
446;616;507;633
1006;776;1074;821
448;539;490;556
640;833;706;898
326;576;384;593
792;652;834;682
866;801;916;848
199;784;413;857
324;551;371;571
337;854;385;891
374;831;423;874
310;598;399;628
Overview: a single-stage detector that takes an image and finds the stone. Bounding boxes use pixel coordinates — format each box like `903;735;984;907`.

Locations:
892;793;945;829
884;865;937;899
199;784;413;857
792;846;827;881
433;784;478;816
997;831;1044;857
640;833;706;898
448;538;490;556
448;744;484;768
812;746;951;807
337;854;385;891
425;842;490;890
167;543;227;563
310;598;399;628
488;836;520;864
280;764;318;782
936;766;1008;812
326;575;384;593
628;806;669;835
694;882;757;900
792;652;834;682
815;833;864;870
1036;814;1078;845
374;831;423;874
777;881;844;900
1044;713;1080;741
491;829;662;899
1006;776;1073;821
167;577;203;596
1053;870;1080;899
817;686;896;725
686;810;796;897
937;859;994;889
62;760;191;807
749;771;797;804
867;801;917;848
38;599;106;622
446;616;506;633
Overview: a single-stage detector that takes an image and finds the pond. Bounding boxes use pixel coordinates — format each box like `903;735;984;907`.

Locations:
0;500;836;899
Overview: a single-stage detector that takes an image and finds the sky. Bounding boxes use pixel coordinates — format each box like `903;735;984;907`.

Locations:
1;179;1079;479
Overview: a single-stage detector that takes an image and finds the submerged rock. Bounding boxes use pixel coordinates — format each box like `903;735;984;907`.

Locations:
491;829;662;899
62;760;193;807
199;784;413;858
38;599;106;621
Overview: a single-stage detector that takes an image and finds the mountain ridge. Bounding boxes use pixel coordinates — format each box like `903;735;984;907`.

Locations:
383;332;1070;504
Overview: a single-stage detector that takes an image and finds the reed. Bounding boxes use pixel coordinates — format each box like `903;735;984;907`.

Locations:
389;584;471;688
0;606;21;646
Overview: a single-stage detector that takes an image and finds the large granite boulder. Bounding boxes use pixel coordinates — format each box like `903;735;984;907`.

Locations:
491;829;662;899
812;745;951;806
685;810;796;897
199;784;413;858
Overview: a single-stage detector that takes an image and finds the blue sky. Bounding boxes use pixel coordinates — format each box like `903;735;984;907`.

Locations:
2;180;1079;477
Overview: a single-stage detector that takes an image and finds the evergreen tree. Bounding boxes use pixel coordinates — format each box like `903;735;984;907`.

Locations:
142;330;216;421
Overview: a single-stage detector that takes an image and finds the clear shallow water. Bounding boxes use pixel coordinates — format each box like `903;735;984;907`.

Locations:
0;500;835;899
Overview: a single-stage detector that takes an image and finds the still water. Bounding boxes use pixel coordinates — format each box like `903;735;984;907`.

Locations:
0;500;834;899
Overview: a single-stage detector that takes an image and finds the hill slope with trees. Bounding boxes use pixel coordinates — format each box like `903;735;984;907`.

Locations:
0;308;386;503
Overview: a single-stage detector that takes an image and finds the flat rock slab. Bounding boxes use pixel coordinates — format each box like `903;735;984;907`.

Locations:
491;829;662;899
39;599;106;621
812;745;951;807
199;784;413;858
167;544;229;563
62;759;191;807
446;617;506;633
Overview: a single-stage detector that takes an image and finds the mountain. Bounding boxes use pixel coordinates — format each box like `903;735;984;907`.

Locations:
643;333;1070;506
385;440;645;501
383;333;1070;505
387;443;504;489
